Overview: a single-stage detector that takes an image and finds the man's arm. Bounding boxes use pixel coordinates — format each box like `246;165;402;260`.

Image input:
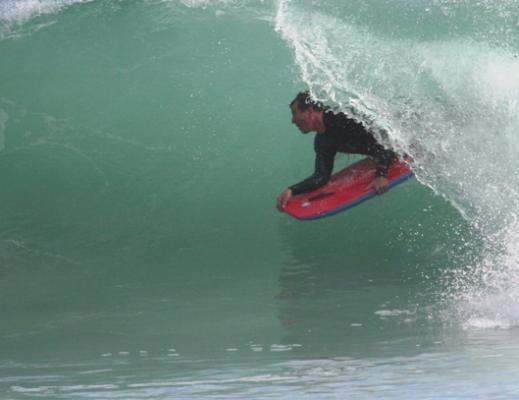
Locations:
277;145;335;210
373;148;396;179
290;143;336;195
369;147;396;195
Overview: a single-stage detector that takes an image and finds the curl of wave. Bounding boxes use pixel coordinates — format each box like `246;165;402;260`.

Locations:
275;0;519;329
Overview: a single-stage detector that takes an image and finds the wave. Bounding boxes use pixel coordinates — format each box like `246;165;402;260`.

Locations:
0;0;92;24
3;0;519;331
0;0;93;40
274;0;519;329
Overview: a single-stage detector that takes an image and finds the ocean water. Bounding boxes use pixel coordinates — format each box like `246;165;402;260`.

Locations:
1;0;519;398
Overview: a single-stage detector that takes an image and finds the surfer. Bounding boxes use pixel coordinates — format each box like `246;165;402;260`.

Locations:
277;91;397;211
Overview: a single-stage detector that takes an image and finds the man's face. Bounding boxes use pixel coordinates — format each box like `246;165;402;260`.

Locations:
290;103;314;134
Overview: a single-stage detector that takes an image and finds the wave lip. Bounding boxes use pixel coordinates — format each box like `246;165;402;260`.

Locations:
0;0;93;41
0;0;91;25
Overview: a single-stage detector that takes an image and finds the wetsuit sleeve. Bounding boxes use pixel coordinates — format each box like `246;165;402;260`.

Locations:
289;143;336;196
373;147;396;178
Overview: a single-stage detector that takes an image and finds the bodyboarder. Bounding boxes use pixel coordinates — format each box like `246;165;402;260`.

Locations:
277;91;397;211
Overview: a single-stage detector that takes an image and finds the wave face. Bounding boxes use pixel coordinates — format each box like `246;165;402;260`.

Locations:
1;0;519;398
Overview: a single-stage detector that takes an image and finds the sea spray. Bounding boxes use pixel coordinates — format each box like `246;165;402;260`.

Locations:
275;0;519;328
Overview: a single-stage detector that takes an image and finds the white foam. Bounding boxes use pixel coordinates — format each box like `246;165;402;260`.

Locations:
447;219;519;330
375;309;415;318
178;0;243;9
463;317;512;330
11;386;50;393
0;0;91;24
0;0;94;40
78;369;113;375
250;344;264;352
270;344;293;352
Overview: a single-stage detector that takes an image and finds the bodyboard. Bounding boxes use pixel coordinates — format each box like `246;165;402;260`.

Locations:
282;157;413;220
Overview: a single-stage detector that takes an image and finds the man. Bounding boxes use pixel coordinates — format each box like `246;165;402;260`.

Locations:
277;91;396;211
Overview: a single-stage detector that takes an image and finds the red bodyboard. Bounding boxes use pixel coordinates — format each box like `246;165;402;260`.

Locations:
282;158;413;220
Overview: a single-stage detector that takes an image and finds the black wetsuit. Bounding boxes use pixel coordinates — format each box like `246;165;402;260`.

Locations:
290;110;396;196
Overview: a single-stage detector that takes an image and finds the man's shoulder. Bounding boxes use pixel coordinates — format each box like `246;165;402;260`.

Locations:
323;109;345;122
323;109;363;131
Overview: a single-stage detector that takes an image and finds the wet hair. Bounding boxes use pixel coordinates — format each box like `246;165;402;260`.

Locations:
289;91;324;112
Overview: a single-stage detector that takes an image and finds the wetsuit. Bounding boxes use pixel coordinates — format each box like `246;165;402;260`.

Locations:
290;110;396;196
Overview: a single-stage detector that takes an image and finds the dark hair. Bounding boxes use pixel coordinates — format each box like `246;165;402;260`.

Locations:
289;91;324;112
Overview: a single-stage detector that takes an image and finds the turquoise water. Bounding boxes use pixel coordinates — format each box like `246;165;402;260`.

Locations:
1;1;519;398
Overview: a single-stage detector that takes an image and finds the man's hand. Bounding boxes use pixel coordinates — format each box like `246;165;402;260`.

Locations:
368;177;390;195
277;188;293;211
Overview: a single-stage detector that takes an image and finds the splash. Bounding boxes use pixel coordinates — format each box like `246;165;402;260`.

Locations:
275;0;519;329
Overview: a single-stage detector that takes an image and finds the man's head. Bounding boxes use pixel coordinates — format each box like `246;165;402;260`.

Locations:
289;91;324;134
